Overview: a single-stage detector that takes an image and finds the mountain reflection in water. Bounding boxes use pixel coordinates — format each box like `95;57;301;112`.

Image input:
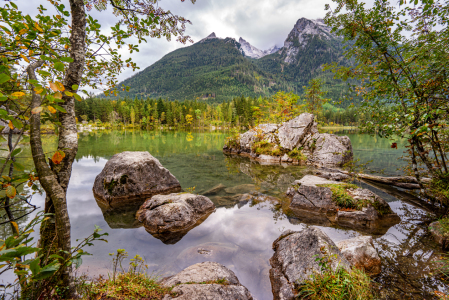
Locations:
1;130;446;300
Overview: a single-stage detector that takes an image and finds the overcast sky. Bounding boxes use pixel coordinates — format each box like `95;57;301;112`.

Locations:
17;0;336;91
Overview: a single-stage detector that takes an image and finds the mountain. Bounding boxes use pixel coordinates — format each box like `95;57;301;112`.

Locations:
112;18;357;105
238;38;280;59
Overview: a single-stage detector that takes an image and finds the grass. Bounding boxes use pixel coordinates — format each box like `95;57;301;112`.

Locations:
79;272;171;300
297;266;376;300
252;140;282;156
288;148;307;161
77;250;171;300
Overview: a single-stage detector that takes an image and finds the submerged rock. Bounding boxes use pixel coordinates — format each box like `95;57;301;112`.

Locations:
235;192;280;207
136;193;215;244
93;151;181;207
286;175;400;234
161;261;253;300
429;221;449;250
269;228;351;300
175;242;239;269
223;113;353;167
202;183;226;196
336;236;381;276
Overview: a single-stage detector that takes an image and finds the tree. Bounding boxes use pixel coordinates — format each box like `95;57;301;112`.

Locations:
0;0;196;296
303;78;329;117
325;0;449;205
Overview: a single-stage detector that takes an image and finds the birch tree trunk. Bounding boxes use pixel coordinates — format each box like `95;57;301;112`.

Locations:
28;0;85;296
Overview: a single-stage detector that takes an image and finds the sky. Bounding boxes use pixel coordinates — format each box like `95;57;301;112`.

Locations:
17;0;337;91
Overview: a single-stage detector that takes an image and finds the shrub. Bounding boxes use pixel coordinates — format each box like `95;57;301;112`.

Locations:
288;148;307;161
298;266;376;300
252;140;282;156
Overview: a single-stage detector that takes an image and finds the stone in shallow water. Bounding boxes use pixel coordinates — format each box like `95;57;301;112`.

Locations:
93;151;181;207
160;261;253;300
224;184;257;194
202;183;226;196
136;193;215;244
336;235;381;276
429;221;449;250
269;228;351;300
175;242;239;269
286;175;401;235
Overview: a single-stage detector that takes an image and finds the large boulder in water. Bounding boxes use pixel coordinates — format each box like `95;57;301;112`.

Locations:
336;236;381;276
286;175;401;234
223;113;353;167
160;261;253;300
93;151;181;207
269;228;351;300
136;193;215;244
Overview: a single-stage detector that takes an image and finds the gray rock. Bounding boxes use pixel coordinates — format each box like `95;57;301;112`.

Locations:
286;175;400;234
278;113;315;150
315;170;351;181
93;151;181;207
269;227;351;300
224;184;257;194
235;192;280;207
309;134;353;167
161;262;253;300
175;242;239;269
203;183;226;196
429;221;449;250
336;236;381;275
223;113;353;167
136;193;215;244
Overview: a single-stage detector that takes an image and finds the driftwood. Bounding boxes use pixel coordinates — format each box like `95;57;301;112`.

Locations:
317;167;430;190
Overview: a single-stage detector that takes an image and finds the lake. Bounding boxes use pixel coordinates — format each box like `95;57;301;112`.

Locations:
1;130;446;299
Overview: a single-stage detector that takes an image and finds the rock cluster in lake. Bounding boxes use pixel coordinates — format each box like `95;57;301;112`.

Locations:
286;175;401;234
93;151;181;207
160;261;253;300
136;193;215;244
269;227;381;300
223;113;353;167
429;221;449;250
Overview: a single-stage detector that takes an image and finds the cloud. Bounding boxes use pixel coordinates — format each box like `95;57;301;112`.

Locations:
15;0;336;92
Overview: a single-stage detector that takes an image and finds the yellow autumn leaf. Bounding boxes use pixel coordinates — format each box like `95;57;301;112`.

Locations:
11;92;25;97
54;92;62;99
6;185;16;199
35;22;43;32
49;82;58;91
55;81;65;91
64;91;73;96
8;120;14;130
20;54;30;63
11;221;19;234
18;28;27;35
48;106;57;113
34;87;44;94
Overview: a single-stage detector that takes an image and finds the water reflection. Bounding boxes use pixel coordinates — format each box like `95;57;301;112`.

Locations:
1;130;447;300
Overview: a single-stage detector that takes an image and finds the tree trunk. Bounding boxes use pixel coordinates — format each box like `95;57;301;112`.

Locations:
27;0;86;297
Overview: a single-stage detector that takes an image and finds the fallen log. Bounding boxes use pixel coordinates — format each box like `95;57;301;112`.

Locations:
316;167;430;190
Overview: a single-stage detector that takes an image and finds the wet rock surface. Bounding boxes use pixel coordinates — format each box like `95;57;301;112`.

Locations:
429;221;449;250
93;151;181;206
136;193;215;244
269;228;351;300
336;236;381;275
161;261;253;300
223;113;353;167
286;175;401;234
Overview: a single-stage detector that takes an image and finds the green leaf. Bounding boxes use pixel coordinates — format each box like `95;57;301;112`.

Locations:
54;62;64;72
13;162;25;171
0;74;10;85
60;57;73;63
72;84;79;90
10;118;23;129
53;105;67;113
73;93;82;101
29;258;40;276
11;148;21;157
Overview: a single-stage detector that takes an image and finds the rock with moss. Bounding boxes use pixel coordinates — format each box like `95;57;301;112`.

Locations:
429;221;449;250
336;236;381;276
160;261;253;300
223;113;353;166
286;175;400;234
93;151;181;207
136;193;215;244
269;227;351;300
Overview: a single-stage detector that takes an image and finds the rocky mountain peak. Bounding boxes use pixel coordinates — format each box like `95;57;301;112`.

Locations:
238;37;266;59
281;18;333;64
